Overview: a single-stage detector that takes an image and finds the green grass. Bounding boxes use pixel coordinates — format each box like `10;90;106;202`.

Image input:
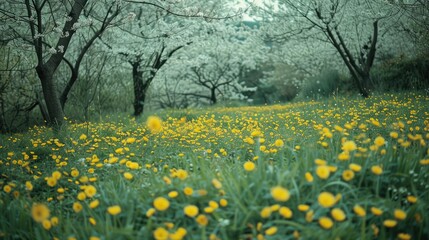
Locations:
1;92;428;240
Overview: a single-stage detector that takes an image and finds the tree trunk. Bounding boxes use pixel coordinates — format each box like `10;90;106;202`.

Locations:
210;87;217;104
132;62;145;116
36;66;64;127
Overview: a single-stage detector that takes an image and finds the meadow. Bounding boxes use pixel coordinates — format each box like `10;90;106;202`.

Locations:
1;92;428;240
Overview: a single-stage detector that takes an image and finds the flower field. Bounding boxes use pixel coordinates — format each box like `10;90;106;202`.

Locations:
1;92;428;240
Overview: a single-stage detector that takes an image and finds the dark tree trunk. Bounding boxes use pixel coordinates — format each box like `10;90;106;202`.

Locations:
210;87;217;104
132;62;146;116
36;66;64;127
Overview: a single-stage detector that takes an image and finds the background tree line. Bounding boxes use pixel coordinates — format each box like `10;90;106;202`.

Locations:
0;0;428;132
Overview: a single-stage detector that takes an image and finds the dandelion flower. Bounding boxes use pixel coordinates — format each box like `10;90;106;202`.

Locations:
370;207;383;216
46;177;57;187
342;140;357;151
342;170;355;181
89;199;99;209
183;187;193;196
107;205;121;215
184;205;199;217
196;214;208;226
316;165;330;179
147;116;162;133
305;172;314;182
153;197;170;211
353;205;366;217
279;206;293;219
146;208;156;217
153;227;169;240
89;217;96;226
406;195;417;203
42;219;52;230
349;163;362;172
219;198;228;207
211;179;222;189
394;209;407;220
260;206;272;218
383;219;397;228
243;161;255;171
374;136;386;147
175;169;188;180
274;139;284;147
168;191;178;198
25;181;33;191
331;208;346;221
371;165;383;175
265;226;278;235
397;233;412;240
123;172;133;180
319;217;334;229
73;202;83;213
270;186;290;202
318;192;336;208
31;203;50;223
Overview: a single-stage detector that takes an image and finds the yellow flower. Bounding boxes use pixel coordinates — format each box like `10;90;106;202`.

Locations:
31;203;50;223
125;137;136;144
260;206;272;218
305;172;314;182
318;192;336;208
305;210;314;222
77;192;86;201
374;136;385;147
175;169;188;180
342;140;357;151
338;151;350;161
153;197;170;211
349;163;362;172
184;205;199;217
274;139;284;147
265;226;278;235
397;233;412;240
3;185;11;193
52;171;62;180
212;179;222;189
89;217;97;226
195;214;208;226
371;165;383;175
342;170;355;181
279;206;293;219
353;205;366;217
71;169;79;177
406;195;417;203
209;201;219;209
50;216;59;226
89;199;99;209
25;181;33;191
243;161;255;171
168;191;179;198
316;165;330;179
147;116;162;133
42;219;52;230
73;202;83;213
153;227;169;240
146;208;156;217
370;207;383;216
331;208;346;221
183;187;193;196
107;205;121;215
123;172;133;180
89;237;100;240
394;209;407;220
46;177;57;187
79;134;87;140
270;186;290;202
298;204;310;212
319;217;333;229
389;131;399;139
219;199;228;207
383;219;397;228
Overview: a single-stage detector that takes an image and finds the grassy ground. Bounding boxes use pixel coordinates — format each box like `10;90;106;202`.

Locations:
1;92;428;240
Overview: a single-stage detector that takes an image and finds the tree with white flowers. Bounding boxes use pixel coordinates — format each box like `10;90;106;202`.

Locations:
253;0;416;97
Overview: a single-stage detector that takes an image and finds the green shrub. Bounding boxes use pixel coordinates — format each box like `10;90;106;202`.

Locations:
298;69;341;100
